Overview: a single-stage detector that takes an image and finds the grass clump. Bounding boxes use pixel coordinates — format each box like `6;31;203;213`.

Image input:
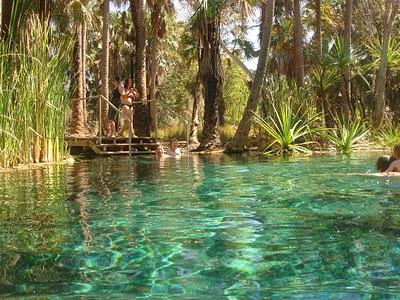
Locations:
0;15;72;168
376;123;400;148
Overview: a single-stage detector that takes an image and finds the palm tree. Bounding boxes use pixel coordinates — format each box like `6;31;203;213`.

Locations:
228;0;275;151
193;0;224;150
131;0;150;137
374;0;399;125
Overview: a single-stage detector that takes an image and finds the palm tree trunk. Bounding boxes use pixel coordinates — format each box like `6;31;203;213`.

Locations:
101;0;110;129
196;19;223;150
228;0;275;151
70;24;86;135
82;19;87;128
149;3;161;131
131;0;150;137
374;0;399;125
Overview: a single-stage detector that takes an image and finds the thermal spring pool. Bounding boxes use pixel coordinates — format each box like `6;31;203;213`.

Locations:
1;153;400;299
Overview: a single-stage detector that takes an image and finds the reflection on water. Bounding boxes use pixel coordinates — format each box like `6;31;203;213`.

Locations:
1;153;400;298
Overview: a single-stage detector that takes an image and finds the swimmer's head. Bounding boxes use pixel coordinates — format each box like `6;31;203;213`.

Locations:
376;155;392;172
155;144;164;155
170;138;178;150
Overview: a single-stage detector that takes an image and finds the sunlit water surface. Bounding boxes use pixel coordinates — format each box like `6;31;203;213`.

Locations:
1;153;400;299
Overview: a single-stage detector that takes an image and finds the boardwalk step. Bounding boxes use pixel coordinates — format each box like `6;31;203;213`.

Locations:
98;150;155;155
98;143;159;147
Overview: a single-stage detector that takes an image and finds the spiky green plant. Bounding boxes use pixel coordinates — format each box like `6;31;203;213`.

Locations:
0;15;73;168
325;118;369;154
252;103;321;155
365;37;400;72
376;123;400;148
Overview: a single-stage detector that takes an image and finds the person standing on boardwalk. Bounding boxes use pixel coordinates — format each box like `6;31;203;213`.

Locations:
109;75;124;132
118;79;138;137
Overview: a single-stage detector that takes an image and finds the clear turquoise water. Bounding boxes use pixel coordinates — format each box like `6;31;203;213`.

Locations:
1;154;400;299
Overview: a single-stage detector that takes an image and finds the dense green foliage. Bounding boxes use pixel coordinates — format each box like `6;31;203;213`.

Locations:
223;61;249;125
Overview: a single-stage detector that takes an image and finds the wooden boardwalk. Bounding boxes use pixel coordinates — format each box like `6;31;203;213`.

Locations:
66;136;188;156
66;136;160;156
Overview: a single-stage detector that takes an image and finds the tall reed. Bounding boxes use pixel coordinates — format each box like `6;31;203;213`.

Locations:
0;15;73;168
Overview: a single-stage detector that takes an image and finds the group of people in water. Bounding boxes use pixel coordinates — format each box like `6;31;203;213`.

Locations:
155;139;182;158
376;144;400;174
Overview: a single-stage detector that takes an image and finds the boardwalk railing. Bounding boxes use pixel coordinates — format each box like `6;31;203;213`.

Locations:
67;95;190;155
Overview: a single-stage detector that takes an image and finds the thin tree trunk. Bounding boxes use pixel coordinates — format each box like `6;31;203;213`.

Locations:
220;40;254;80
341;0;352;118
101;0;110;129
315;0;324;122
149;3;161;131
196;19;223;150
189;71;203;144
1;0;13;39
70;24;86;136
315;0;322;62
218;94;225;126
39;0;50;20
131;0;150;137
228;0;275;152
374;0;399;125
293;0;304;87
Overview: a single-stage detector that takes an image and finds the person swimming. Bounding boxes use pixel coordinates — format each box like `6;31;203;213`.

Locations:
155;144;165;158
376;155;396;172
384;144;400;172
167;139;181;157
